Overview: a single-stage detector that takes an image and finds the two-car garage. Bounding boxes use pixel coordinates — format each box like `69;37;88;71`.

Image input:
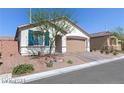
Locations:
66;36;86;53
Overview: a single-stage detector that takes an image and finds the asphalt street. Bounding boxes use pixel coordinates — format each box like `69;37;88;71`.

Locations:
27;58;124;84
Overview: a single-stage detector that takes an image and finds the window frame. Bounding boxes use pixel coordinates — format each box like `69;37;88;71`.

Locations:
28;30;44;46
45;31;50;46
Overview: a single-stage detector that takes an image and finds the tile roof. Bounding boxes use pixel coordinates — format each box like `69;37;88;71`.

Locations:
15;17;90;39
90;31;112;37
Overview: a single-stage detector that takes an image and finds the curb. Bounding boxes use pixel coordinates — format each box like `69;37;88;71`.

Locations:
6;56;124;83
0;73;12;83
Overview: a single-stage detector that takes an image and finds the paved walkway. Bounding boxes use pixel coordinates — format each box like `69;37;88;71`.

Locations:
65;51;123;62
28;58;124;84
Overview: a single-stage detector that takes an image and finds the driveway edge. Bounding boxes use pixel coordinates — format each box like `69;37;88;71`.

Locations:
5;56;124;83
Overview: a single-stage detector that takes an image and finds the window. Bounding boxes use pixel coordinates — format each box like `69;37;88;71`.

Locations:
28;30;34;45
28;30;43;45
45;31;49;46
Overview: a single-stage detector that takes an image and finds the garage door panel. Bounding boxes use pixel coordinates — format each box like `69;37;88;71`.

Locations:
67;39;85;53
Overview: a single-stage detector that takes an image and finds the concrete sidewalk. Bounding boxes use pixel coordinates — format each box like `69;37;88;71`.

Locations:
11;55;124;84
29;58;124;84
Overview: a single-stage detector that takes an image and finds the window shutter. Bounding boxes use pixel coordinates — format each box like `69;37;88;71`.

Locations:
28;30;34;45
38;32;43;45
45;31;49;46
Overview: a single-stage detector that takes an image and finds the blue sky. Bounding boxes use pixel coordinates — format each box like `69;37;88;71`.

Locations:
0;8;124;36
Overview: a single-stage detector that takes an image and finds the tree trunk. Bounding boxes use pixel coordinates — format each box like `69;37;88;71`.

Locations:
49;40;54;55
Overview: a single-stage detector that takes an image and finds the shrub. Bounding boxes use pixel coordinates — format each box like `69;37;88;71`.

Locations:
38;51;42;56
0;52;2;58
0;62;3;66
45;60;53;67
105;50;109;54
90;50;93;52
94;48;96;51
67;60;73;64
10;54;13;57
12;64;34;75
110;49;114;53
100;50;104;54
113;51;118;55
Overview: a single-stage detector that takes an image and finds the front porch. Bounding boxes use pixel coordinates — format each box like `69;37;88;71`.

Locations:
105;36;121;50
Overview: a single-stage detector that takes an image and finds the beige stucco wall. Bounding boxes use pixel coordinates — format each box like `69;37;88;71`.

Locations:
117;43;122;50
122;43;124;50
90;35;122;51
108;36;122;50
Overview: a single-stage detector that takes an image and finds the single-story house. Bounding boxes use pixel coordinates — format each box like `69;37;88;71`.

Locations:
15;18;90;56
90;31;122;51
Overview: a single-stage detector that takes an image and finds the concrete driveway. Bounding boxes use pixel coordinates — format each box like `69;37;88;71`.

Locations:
65;51;123;62
28;58;124;84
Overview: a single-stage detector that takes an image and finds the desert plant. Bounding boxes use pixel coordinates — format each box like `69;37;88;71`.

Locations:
94;48;96;51
0;52;2;58
90;50;93;52
100;50;104;54
38;52;40;56
45;60;53;67
105;50;109;54
113;51;118;55
45;57;48;60
0;62;3;66
10;54;13;57
110;49;114;53
12;64;34;75
52;57;57;62
67;60;73;64
38;51;43;56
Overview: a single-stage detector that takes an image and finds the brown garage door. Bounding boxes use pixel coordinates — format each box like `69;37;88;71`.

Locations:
67;39;85;53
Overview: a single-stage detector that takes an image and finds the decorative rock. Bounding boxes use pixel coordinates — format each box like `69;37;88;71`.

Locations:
58;58;64;62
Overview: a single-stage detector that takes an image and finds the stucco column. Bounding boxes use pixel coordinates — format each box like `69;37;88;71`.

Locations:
116;38;119;50
85;38;89;51
86;38;90;52
107;37;110;46
62;36;66;53
43;35;45;46
116;38;118;46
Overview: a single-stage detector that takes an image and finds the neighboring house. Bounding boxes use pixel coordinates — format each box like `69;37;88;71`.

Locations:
90;31;122;51
15;18;90;56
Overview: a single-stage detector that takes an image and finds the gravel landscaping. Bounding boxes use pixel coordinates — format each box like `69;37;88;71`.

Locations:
0;51;123;77
0;54;86;76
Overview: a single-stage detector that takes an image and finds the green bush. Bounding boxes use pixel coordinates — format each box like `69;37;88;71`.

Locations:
67;60;73;64
12;64;34;75
45;60;53;67
113;51;118;55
